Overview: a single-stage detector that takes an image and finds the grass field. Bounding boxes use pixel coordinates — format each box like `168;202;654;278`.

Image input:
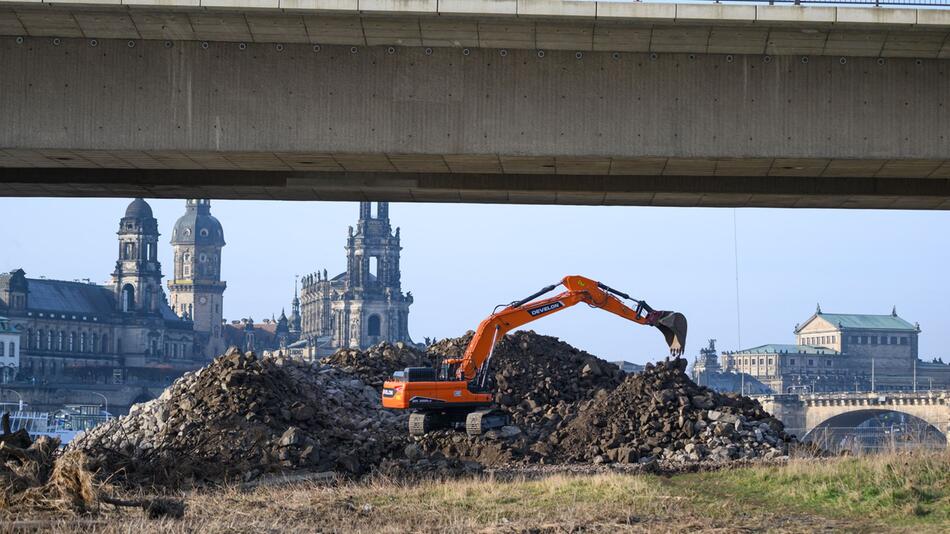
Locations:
4;450;948;533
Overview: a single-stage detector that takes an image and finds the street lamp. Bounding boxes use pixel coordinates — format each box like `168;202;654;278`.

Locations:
89;392;109;420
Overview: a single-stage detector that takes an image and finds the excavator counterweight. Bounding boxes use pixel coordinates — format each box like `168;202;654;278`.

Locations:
382;275;687;436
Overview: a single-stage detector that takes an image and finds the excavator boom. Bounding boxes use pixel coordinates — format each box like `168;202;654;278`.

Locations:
382;275;687;436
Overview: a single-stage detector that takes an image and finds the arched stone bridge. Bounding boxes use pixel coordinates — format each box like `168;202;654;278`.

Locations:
754;391;950;445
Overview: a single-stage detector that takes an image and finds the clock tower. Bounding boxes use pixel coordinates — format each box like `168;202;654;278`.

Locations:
168;199;227;358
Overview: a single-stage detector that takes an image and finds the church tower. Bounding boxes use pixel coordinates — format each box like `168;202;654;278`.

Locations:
168;199;227;358
335;201;412;348
112;198;164;315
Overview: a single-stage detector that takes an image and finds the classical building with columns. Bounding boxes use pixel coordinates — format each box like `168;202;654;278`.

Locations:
710;306;950;394
298;202;413;355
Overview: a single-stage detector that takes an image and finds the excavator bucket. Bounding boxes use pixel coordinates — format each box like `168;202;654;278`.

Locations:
654;312;688;357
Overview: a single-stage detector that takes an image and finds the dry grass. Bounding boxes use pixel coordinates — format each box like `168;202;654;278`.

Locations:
2;452;948;533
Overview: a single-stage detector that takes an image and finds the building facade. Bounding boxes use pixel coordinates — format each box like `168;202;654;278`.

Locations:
0;198;205;386
0;316;20;383
167;199;227;358
708;307;950;394
691;339;771;394
299;202;413;354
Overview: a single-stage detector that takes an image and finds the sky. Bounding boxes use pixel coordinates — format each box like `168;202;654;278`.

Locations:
1;198;948;365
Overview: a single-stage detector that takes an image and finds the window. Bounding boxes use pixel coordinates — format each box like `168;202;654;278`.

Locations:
768;358;773;365
69;332;75;352
832;336;836;343
57;331;64;351
826;360;832;367
900;337;909;345
790;358;796;365
369;257;378;278
758;358;764;365
80;333;86;353
122;284;134;312
47;331;52;350
808;359;814;366
0;343;4;357
882;336;888;345
851;336;858;344
890;336;897;344
368;315;381;337
200;228;209;237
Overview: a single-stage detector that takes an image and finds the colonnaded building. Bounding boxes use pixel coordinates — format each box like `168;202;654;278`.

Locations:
0;198;226;386
296;202;414;355
693;306;950;394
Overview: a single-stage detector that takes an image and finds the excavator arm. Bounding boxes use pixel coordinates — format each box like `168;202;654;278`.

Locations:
444;275;688;381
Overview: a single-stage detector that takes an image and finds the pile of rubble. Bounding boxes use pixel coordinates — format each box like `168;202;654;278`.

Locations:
416;331;626;465
69;331;808;486
551;358;795;467
428;331;625;430
417;333;797;469
321;342;432;390
71;349;406;487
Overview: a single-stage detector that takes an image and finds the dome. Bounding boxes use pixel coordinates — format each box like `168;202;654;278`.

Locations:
171;199;225;246
124;198;153;220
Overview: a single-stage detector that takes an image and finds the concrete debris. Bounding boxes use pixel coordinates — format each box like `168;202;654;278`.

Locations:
418;333;801;470
550;358;795;467
70;348;406;487
321;341;433;390
69;332;814;487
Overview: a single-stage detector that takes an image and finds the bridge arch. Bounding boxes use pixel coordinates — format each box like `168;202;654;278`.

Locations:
804;409;946;452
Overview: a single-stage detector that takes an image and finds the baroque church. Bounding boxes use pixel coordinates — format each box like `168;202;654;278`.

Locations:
297;202;414;355
0;198;226;385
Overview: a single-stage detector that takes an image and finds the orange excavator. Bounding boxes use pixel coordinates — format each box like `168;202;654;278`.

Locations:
382;275;688;436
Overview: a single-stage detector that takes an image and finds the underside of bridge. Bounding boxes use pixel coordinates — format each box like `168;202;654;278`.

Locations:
2;3;950;207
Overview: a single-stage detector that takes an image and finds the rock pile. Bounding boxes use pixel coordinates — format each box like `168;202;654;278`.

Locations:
321;342;432;390
71;332;808;486
417;331;626;464
71;349;405;486
428;331;625;430
417;336;796;469
551;358;795;467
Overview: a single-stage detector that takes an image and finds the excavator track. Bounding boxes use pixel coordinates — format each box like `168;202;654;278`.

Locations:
465;409;509;437
409;412;445;436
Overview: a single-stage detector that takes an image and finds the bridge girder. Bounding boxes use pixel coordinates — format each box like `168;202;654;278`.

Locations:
3;4;950;206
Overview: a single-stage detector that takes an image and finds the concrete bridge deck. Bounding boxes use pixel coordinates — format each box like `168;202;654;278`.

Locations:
3;2;950;207
2;1;950;58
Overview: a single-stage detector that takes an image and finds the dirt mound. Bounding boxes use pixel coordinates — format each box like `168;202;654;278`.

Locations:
418;335;798;469
428;331;625;430
71;348;406;487
417;331;626;465
551;358;794;467
321;341;432;390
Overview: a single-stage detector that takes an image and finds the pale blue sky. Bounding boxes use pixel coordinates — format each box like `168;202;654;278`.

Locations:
1;198;948;364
